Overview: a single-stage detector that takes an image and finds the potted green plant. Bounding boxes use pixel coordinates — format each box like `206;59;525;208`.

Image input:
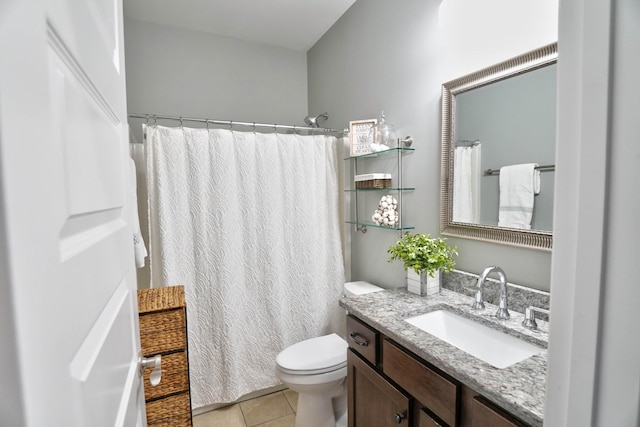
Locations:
387;232;457;296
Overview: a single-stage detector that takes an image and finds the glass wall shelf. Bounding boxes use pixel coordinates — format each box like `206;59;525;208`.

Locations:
345;220;415;231
344;147;414;161
344;145;414;233
345;187;415;192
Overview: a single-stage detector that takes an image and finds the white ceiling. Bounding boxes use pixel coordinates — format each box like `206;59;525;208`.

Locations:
124;0;357;52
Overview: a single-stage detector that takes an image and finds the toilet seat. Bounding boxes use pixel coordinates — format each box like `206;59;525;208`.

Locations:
276;333;347;376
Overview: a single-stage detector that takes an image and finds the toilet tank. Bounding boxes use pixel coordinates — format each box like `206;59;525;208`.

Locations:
343;281;383;297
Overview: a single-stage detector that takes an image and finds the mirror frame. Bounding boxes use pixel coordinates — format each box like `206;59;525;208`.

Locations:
440;43;557;251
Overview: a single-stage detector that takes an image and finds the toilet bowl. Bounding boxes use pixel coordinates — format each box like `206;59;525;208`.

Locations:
275;281;383;427
276;333;348;427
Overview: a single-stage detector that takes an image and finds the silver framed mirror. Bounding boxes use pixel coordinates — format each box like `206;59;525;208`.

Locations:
440;43;557;251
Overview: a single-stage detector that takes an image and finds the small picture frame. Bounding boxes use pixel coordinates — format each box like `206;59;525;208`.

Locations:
349;119;378;156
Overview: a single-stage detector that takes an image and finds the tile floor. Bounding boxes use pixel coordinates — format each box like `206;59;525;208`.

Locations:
193;390;298;427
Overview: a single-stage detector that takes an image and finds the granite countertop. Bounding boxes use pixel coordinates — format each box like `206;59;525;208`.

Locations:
339;288;548;427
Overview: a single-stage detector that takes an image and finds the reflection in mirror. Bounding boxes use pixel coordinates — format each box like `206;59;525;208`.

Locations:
456;63;556;231
440;43;557;250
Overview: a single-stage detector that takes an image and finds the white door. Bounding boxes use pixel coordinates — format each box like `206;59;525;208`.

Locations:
0;0;145;426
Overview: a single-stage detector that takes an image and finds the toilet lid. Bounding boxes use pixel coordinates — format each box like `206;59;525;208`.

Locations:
276;333;347;375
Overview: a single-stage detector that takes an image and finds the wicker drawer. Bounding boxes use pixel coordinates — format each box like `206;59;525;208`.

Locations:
139;308;185;335
146;391;191;426
143;351;189;401
140;309;186;355
382;338;459;427
147;414;192;427
346;315;378;366
140;328;186;355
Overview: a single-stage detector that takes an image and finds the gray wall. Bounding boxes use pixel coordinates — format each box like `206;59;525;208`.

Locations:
124;18;309;142
124;19;309;287
308;0;557;291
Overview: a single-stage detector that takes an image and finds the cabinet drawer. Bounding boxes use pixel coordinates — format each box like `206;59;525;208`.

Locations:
471;396;529;427
346;315;378;365
143;351;189;401
382;339;458;427
146;392;191;426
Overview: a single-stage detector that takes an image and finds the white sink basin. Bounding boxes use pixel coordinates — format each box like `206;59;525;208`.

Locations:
405;309;542;369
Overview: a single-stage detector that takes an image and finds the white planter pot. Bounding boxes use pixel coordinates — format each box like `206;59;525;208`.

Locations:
406;269;441;296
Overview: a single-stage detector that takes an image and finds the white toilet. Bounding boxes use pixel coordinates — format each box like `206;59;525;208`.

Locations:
275;281;383;427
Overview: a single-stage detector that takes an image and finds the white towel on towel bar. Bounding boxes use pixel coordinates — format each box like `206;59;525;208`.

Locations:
129;159;148;268
498;163;540;230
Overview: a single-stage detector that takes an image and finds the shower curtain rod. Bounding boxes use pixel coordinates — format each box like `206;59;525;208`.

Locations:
455;139;480;147
128;113;345;135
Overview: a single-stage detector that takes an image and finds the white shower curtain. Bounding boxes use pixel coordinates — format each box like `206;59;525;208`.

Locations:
145;125;346;407
452;144;481;223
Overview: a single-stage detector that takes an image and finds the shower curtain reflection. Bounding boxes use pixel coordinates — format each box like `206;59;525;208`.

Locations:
144;125;345;408
452;144;481;223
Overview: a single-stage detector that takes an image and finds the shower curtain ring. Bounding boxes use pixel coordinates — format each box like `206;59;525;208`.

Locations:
252;122;256;134
206;120;210;130
179;117;184;128
229;121;234;132
152;115;157;125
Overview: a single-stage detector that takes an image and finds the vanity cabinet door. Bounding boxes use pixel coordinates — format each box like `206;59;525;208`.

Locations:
382;339;459;427
471;396;529;427
348;349;411;427
419;408;447;427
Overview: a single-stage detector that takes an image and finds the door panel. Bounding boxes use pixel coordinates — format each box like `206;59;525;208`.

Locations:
69;281;138;426
47;0;124;109
48;31;123;217
0;0;144;425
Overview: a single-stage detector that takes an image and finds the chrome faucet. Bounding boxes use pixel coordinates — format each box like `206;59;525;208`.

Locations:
475;266;510;320
522;306;550;330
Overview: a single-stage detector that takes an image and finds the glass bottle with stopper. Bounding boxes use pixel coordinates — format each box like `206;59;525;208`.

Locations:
368;111;397;151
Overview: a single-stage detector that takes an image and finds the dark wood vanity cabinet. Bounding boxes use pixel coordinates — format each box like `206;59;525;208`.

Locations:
345;314;532;427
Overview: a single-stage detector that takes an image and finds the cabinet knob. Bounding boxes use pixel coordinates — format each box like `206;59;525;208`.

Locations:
349;332;369;347
394;412;406;424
